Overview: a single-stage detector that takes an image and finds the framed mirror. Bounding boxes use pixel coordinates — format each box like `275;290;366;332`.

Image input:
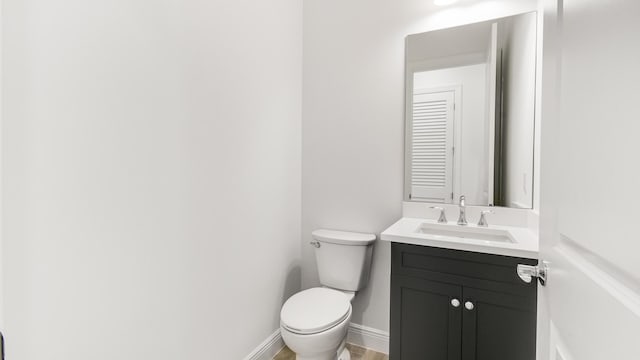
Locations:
404;12;537;209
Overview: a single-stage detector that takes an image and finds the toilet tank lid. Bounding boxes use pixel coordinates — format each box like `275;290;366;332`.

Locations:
312;229;376;246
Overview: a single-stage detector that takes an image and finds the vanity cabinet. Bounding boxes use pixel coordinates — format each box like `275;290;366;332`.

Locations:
390;243;537;360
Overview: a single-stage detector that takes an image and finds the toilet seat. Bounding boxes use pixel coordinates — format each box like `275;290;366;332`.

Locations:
280;287;351;335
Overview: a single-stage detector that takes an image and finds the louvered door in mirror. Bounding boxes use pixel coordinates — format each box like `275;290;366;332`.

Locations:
409;90;454;203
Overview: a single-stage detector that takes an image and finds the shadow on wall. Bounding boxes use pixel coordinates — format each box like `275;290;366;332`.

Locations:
350;240;391;327
282;264;302;307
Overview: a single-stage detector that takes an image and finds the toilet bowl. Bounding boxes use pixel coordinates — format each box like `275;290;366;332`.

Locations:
280;287;353;360
280;229;376;360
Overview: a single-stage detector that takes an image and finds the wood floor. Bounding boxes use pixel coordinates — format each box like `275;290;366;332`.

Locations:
273;343;388;360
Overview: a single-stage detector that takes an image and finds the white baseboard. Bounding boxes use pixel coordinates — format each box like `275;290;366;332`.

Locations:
243;329;285;360
245;323;389;360
347;323;389;355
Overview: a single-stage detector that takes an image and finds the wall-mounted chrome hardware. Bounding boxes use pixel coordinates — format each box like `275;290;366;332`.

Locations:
430;206;448;223
450;298;460;308
464;301;474;310
457;195;467;225
517;262;548;286
477;210;494;227
310;241;321;248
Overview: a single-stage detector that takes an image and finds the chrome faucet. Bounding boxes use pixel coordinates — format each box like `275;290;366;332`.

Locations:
430;206;448;224
477;210;494;227
457;195;467;226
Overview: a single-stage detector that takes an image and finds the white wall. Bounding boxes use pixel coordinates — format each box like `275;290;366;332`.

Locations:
303;0;538;334
414;64;489;205
1;0;301;359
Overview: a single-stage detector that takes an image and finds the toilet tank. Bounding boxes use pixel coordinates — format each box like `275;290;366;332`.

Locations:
311;229;376;292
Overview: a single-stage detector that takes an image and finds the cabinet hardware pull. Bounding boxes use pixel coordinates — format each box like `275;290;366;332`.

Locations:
465;301;474;310
450;298;460;308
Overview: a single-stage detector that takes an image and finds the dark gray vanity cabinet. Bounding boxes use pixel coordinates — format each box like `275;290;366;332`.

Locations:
390;243;537;360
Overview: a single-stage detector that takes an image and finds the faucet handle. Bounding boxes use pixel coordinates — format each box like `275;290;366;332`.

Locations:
477;210;494;227
430;206;448;224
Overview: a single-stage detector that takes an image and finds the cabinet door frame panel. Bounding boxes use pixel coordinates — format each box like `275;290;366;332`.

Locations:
462;286;537;360
391;275;463;360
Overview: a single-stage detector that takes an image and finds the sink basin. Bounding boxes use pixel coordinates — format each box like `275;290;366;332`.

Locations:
417;222;515;243
381;217;538;258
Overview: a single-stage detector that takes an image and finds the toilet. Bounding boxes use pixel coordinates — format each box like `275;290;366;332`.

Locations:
280;229;376;360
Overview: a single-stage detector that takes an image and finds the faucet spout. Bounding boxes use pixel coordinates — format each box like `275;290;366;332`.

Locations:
457;195;468;226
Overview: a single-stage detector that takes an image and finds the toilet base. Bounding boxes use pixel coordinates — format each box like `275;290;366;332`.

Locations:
281;300;352;360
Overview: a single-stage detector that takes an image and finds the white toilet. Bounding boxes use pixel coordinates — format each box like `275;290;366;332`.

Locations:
280;229;376;360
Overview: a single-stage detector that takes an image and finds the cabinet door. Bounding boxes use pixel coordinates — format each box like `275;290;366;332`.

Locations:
391;275;462;360
461;287;536;360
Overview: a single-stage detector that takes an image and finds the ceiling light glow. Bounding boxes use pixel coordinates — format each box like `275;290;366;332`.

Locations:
434;0;459;6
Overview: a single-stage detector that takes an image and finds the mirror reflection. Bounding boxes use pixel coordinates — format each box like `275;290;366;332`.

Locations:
404;12;537;208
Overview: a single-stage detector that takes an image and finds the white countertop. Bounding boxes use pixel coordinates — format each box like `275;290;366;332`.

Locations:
381;217;539;259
